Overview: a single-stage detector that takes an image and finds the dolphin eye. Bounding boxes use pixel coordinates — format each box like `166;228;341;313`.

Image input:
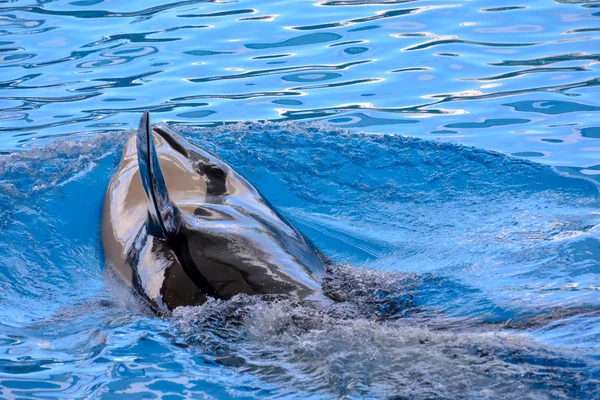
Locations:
195;163;226;179
205;165;226;180
197;164;228;196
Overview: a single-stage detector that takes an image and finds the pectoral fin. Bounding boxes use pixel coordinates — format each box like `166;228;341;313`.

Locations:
136;111;181;239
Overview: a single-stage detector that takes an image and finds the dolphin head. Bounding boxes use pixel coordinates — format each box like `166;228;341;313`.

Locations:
131;111;326;311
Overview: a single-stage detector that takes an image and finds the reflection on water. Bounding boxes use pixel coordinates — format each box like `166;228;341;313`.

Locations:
0;0;597;169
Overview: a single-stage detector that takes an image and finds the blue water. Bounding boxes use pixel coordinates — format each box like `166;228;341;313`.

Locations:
1;0;600;398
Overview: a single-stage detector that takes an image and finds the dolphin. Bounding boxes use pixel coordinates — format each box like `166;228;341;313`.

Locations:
102;111;328;312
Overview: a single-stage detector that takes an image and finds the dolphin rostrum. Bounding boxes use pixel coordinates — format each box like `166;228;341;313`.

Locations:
102;111;328;312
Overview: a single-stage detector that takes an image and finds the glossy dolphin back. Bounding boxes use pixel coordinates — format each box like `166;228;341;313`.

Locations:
136;111;181;239
127;111;328;307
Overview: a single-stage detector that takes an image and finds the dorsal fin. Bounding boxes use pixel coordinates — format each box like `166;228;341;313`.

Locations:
136;111;180;239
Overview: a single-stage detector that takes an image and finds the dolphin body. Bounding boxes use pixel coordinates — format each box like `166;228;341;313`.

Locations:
102;112;328;312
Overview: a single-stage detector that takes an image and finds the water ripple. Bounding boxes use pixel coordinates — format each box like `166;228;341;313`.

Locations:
1;1;223;20
73;70;163;92
399;36;539;51
172;91;301;100
289;5;459;31
186;60;371;82
288;77;384;91
461;66;590;81
177;8;256;18
0;0;597;165
488;52;599;66
424;78;600;102
245;33;342;49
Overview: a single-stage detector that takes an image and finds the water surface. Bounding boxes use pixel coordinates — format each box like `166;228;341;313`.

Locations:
0;0;598;168
0;0;599;398
1;124;599;398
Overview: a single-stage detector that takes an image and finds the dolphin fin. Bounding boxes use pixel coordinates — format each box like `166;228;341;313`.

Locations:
136;111;180;239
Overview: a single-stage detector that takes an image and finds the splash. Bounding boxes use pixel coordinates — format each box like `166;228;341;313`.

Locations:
0;123;598;398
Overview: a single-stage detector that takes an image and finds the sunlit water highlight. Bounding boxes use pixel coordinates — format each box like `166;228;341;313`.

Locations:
0;0;599;398
0;0;598;168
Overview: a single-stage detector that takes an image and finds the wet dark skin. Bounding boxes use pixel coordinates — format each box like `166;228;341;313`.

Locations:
102;111;329;313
